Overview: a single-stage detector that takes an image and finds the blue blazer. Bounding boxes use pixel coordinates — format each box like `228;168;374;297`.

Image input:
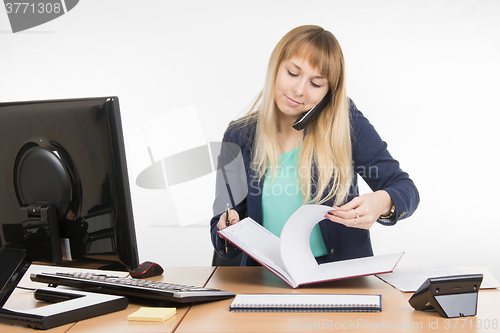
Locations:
210;100;419;266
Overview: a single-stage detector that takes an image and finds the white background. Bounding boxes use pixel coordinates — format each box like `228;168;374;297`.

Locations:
1;0;499;281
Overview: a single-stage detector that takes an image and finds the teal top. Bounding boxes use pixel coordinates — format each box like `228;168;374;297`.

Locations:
261;145;327;258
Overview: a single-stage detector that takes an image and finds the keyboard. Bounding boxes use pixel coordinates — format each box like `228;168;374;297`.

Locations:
30;272;235;303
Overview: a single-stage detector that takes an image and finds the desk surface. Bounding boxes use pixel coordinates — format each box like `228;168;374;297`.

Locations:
2;266;499;333
176;267;500;333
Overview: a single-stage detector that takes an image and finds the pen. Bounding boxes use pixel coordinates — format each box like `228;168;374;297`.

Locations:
225;203;230;253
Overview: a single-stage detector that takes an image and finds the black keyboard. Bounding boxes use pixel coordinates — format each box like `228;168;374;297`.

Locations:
30;272;235;303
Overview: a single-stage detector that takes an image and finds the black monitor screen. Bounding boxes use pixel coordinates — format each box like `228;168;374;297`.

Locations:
0;97;139;272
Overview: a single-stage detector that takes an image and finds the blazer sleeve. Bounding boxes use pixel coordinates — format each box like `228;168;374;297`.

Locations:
350;101;419;225
210;123;247;259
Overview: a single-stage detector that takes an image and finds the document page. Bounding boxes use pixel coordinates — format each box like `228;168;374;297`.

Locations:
377;266;499;292
301;252;404;285
219;218;294;285
280;205;335;283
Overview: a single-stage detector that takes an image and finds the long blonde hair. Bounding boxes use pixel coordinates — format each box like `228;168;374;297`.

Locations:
237;25;352;206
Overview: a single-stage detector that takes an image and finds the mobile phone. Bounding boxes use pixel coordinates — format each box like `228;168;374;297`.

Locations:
292;90;332;130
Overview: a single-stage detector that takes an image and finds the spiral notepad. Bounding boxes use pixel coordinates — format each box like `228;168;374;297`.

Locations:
229;294;382;312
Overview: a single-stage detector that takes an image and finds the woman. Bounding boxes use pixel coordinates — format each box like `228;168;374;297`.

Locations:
211;25;419;266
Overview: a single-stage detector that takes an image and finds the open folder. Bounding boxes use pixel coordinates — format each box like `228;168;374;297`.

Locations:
218;205;403;288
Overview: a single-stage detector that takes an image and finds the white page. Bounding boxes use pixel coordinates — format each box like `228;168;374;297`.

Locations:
377;266;499;292
301;252;404;285
219;218;295;285
280;205;335;283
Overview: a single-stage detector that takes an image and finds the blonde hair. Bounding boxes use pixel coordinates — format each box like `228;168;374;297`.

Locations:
235;25;352;206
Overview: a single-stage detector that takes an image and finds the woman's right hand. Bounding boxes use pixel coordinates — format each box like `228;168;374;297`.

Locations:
217;209;240;237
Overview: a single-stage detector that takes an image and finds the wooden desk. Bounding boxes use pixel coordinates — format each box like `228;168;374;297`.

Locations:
3;266;498;332
176;267;500;333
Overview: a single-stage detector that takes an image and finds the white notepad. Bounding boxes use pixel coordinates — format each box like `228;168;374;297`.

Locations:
229;294;382;312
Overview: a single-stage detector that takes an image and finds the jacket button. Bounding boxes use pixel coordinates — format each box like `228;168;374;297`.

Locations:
330;248;334;255
399;211;407;219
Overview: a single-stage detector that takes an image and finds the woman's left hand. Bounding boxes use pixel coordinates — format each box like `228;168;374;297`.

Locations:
324;190;393;229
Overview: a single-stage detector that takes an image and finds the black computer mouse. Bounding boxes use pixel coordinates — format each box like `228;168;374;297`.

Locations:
130;261;164;279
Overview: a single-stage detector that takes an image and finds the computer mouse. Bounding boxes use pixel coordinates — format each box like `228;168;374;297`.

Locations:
130;261;164;279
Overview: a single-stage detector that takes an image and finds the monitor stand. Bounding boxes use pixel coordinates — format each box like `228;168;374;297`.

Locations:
0;248;128;330
22;203;62;265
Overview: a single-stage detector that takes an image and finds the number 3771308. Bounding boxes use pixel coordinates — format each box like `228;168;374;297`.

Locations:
443;319;498;330
5;2;62;14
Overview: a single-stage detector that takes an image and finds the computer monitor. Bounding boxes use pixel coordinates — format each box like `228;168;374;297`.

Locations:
0;96;139;273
